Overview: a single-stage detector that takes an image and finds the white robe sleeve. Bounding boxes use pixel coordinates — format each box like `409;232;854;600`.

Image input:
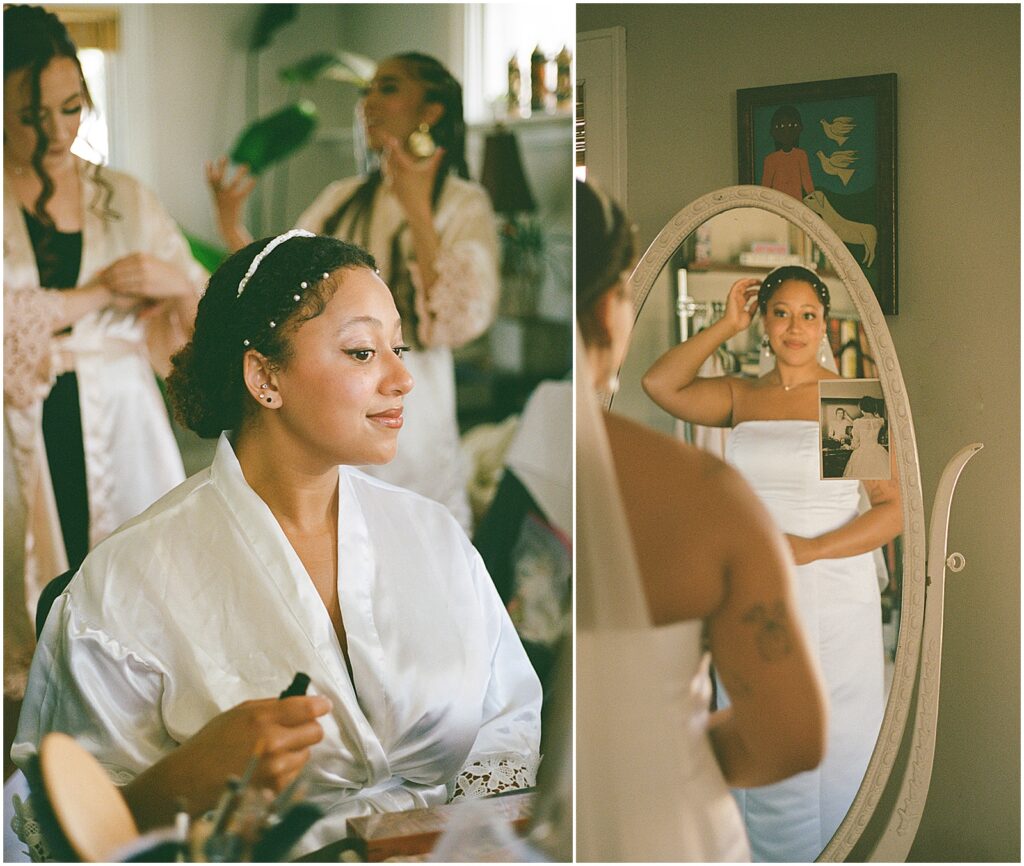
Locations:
11;593;174;786
448;547;542;801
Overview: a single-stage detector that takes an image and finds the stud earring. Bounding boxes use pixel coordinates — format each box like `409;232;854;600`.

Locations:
407;122;436;159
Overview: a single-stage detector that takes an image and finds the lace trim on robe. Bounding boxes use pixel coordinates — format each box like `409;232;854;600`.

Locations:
9;765;136;862
411;241;498;350
448;750;540;802
3;289;65;410
10;794;53;863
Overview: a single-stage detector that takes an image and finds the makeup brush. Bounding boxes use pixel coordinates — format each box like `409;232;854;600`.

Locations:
279;672;311;699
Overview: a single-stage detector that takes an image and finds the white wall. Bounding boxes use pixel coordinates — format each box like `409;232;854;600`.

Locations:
577;4;1020;861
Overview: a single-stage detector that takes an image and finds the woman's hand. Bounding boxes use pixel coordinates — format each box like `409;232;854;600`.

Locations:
176;696;330;794
722;277;762;335
206;157;255;230
123;695;331;830
99;253;194;305
381;135;444;223
206;157;256;252
785;534;818;566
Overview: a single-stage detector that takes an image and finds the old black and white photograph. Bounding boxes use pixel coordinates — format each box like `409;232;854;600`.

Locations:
819;379;890;480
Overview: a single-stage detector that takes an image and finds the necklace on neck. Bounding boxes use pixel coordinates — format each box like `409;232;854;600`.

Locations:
779;377;816;392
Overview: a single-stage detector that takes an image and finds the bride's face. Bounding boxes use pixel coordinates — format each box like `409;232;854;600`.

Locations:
763;279;827;366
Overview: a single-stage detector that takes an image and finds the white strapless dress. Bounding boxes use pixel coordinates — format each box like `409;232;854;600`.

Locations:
577;620;751;862
723;420;884;862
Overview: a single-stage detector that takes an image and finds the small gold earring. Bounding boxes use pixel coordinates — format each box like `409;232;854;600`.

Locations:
407;122;436;158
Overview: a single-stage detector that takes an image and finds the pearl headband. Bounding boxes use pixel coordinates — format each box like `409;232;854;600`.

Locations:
235;231;382;349
236;229;315;299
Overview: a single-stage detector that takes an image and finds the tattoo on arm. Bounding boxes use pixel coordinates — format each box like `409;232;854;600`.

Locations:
742;600;793;662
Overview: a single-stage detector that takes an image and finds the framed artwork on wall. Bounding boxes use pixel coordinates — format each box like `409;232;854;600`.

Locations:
737;73;898;314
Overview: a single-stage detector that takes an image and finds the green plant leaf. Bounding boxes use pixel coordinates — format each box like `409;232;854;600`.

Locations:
183;231;229;274
229;100;318;175
279;50;376;86
250;4;298;51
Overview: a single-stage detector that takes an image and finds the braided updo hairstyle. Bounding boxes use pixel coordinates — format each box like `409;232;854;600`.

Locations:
757;265;831;317
576;179;637;346
167;235;376;438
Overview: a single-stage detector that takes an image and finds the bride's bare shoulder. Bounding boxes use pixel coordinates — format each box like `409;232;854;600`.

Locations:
603;412;765;531
600;411;779;623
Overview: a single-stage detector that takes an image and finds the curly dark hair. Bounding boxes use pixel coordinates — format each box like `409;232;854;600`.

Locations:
757;265;831;318
4;5;118;225
167;234;376;438
575;179;636;346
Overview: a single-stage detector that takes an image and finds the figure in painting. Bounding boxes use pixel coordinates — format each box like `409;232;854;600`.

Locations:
760;105;815;202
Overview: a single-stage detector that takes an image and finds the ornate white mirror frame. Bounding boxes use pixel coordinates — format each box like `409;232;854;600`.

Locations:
614;185;981;862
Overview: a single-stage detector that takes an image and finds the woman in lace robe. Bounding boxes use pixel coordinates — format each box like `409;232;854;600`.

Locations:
2;5;204;763
12;233;541;858
208;52;498;531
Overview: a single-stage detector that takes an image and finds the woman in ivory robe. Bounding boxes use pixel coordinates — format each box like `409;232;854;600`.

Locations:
3;5;204;760
12;233;541;858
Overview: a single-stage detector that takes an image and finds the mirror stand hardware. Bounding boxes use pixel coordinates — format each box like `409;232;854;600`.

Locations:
868;442;983;862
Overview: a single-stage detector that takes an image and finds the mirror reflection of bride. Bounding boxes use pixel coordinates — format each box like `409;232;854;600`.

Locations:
643;266;904;860
575;180;826;862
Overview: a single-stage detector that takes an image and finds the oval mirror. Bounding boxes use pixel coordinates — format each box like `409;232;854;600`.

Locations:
610;186;926;862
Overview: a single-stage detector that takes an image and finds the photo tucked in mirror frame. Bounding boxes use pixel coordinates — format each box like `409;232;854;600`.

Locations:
613;203;905;862
819;379;891;482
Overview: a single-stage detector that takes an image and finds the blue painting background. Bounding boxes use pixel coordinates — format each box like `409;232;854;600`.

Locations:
754;94;879;280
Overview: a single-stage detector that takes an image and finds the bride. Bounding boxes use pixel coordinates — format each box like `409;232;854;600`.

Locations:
576;182;826;862
844;397;890;479
643;264;902;860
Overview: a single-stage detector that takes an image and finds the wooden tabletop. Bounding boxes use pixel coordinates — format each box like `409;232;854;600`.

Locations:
298;790;534;862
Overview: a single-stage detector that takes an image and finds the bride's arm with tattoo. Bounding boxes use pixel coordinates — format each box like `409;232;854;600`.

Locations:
705;466;828;788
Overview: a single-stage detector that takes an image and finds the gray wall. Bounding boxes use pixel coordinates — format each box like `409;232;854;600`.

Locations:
578;3;1019;861
116;4;364;243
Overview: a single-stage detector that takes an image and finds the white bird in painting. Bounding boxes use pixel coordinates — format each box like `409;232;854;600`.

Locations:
820;116;856;146
816;149;858;186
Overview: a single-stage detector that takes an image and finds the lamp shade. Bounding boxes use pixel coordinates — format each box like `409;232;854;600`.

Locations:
480;128;536;215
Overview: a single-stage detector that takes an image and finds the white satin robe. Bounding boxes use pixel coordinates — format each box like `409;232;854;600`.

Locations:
12;435;541;857
296;175;500;532
3;159;206;698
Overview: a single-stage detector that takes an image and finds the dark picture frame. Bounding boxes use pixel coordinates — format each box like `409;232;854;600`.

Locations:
738;74;898;314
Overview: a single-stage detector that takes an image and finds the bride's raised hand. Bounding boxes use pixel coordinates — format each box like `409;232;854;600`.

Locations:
722;277;762;335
